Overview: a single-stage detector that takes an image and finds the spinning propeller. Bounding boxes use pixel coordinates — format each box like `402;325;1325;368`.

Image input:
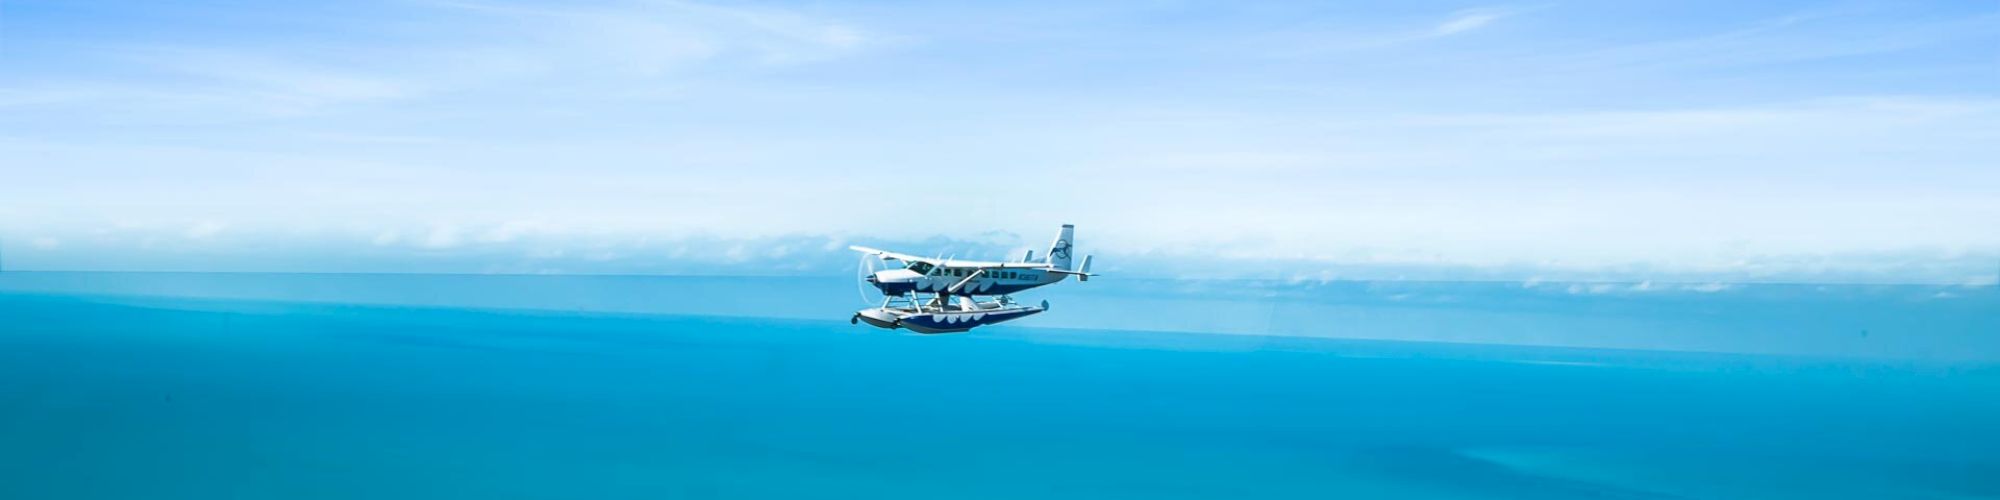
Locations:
855;252;888;305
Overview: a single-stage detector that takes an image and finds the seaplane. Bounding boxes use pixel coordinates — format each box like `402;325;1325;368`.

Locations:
849;224;1095;334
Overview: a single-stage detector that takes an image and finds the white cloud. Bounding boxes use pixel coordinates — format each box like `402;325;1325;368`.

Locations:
1237;5;1525;55
1;221;1993;283
146;49;419;102
435;0;874;72
479;219;549;244
14;47;437;117
0;0;876;118
183;221;228;240
1531;8;2000;74
1433;8;1511;36
420;226;464;249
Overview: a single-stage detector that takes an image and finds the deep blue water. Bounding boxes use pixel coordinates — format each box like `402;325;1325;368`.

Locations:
2;272;1997;499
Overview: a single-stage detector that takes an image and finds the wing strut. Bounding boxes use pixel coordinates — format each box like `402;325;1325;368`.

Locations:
946;269;987;294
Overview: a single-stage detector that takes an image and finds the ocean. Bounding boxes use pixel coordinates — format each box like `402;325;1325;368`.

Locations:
2;272;1996;499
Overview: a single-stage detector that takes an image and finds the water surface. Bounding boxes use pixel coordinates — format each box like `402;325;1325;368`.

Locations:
2;272;1995;499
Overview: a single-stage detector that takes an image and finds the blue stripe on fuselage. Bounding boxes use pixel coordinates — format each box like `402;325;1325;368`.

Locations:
870;274;1064;296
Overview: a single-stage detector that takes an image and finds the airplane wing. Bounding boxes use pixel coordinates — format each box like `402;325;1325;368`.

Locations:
853;245;1083;272
939;261;1058;270
849;246;939;264
981;262;1057;269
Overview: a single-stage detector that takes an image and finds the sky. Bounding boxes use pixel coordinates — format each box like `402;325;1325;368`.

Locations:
1;0;1996;282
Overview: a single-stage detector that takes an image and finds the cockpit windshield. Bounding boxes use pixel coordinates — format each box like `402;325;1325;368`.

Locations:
905;262;935;275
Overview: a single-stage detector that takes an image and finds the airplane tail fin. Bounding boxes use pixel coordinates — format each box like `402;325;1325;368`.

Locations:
1046;224;1076;270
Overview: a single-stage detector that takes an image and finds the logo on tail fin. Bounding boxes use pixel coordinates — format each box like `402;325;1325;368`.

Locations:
1051;240;1071;260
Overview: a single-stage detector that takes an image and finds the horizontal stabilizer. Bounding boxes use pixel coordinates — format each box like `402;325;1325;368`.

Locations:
1049;255;1097;281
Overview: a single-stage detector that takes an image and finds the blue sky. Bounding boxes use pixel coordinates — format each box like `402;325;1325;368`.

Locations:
1;0;1996;282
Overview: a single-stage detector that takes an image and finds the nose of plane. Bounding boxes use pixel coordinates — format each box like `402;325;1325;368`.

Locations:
867;270;917;294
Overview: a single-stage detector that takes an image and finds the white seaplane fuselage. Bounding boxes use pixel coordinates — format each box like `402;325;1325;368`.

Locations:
863;261;1071;296
849;224;1094;334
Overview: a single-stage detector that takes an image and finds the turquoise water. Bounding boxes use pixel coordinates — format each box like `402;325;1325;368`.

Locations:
2;272;1997;498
